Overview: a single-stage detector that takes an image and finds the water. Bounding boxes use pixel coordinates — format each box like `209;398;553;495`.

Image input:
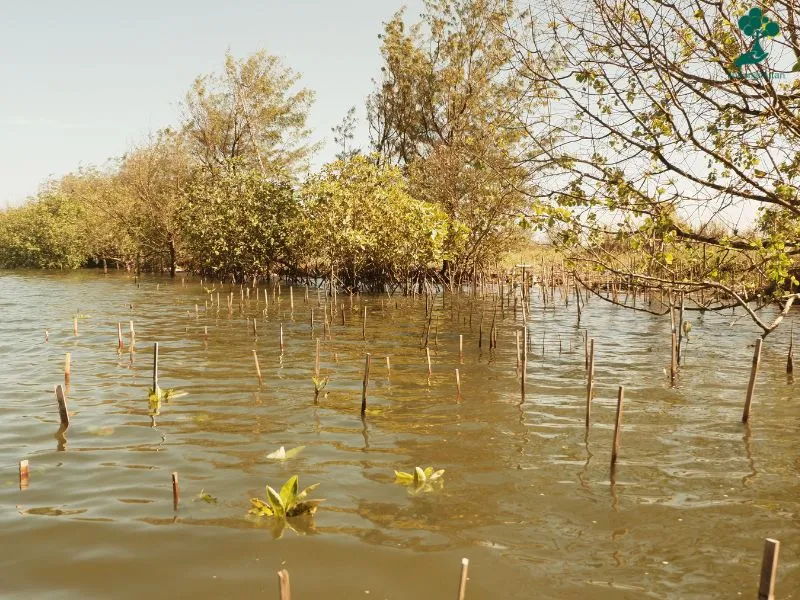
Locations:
0;270;797;599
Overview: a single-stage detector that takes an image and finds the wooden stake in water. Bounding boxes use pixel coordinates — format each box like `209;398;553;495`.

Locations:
172;472;180;511
73;316;78;336
280;323;284;353
787;320;794;374
362;305;367;341
457;557;469;600
585;338;595;428
459;334;463;363
758;538;780;600
426;347;432;380
315;338;320;378
152;343;159;391
742;338;763;424
55;384;69;427
290;286;294;311
64;353;71;385
670;332;678;386
386;355;391;377
253;350;263;386
277;569;291;600
361;353;371;415
129;320;135;345
611;386;624;466
515;331;521;372
19;459;29;490
455;369;461;397
117;323;123;349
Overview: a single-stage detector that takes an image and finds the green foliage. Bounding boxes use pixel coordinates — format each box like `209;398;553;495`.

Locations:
265;446;305;460
249;475;323;518
181;167;299;281
194;489;218;504
299;154;452;289
394;466;445;493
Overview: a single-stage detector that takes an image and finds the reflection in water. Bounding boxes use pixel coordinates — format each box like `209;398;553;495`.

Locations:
0;271;798;599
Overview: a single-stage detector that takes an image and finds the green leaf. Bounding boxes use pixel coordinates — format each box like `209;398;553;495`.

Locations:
394;470;414;483
279;475;299;508
266;485;285;517
249;497;273;516
429;469;445;481
295;482;320;502
414;466;426;485
284;446;306;459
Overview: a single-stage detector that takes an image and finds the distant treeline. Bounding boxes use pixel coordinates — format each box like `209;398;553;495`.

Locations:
2;0;799;304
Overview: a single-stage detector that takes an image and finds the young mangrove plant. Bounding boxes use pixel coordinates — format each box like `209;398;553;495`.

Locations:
312;375;329;401
266;445;305;460
249;475;323;518
394;466;445;494
147;386;183;416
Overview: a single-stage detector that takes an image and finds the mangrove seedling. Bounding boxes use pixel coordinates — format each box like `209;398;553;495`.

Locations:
249;475;323;518
394;466;445;493
266;445;305;461
147;386;183;416
193;489;218;504
312;375;329;401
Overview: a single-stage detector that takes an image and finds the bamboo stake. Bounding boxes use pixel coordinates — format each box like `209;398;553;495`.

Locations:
455;368;461;397
362;305;367;341
172;472;180;511
584;330;589;369
758;538;780;600
457;557;469;600
280;323;284;352
290;286;294;311
117;323;123;349
515;331;521;372
361;353;371;415
253;350;263;385
611;386;624;465
426;347;432;380
73;316;78;336
55;384;69;427
152;343;159;391
64;353;71;385
386;355;391;377
129;320;135;345
459;334;463;363
277;569;291;600
19;459;29;490
742;338;763;423
585;339;595;428
670;332;678;386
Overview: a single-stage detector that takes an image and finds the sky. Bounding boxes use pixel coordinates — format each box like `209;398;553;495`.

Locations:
0;0;424;207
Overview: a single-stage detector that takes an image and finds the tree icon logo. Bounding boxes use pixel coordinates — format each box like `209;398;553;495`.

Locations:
734;7;780;69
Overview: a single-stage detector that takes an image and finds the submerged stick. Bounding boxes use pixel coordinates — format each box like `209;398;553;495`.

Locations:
117;323;123;349
426;347;432;379
611;386;624;466
64;353;71;385
455;368;461;397
277;569;291;600
758;538;780;600
152;343;159;391
457;557;469;600
172;472;180;511
55;384;69;427
459;334;463;363
361;353;371;415
315;338;320;378
253;350;263;386
19;459;29;490
129;320;135;345
787;320;794;374
742;338;763;423
280;323;284;353
585;338;595;428
386;355;391;376
670;332;677;386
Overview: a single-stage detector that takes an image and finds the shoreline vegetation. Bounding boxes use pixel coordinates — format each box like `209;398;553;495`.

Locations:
1;0;799;335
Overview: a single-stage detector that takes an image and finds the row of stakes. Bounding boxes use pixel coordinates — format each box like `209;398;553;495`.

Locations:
23;282;792;598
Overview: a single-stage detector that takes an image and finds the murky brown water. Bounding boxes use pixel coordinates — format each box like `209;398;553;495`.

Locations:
1;270;797;599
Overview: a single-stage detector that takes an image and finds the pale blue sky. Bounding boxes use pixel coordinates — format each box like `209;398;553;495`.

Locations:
0;0;422;206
